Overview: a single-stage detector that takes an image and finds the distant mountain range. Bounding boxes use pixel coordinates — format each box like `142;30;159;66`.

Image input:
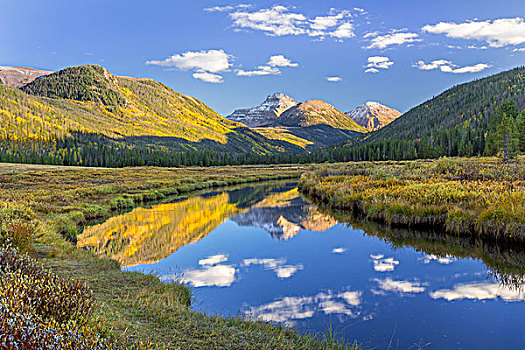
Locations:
2;62;523;167
226;93;400;148
227;93;399;131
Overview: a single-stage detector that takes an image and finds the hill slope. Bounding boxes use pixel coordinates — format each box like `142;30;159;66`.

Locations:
1;65;308;164
330;66;525;161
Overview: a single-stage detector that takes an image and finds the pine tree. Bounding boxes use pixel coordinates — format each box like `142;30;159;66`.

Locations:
497;112;519;163
517;110;525;153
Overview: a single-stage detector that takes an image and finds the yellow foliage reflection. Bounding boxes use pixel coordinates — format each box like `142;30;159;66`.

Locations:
78;192;243;267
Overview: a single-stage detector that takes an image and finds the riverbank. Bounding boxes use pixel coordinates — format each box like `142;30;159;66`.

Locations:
299;157;525;241
0;163;358;349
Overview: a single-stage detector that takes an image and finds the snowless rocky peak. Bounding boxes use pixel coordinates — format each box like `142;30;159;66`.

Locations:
345;101;401;131
0;66;51;88
227;93;298;127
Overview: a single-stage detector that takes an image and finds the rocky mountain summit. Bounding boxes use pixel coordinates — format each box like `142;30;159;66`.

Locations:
0;66;51;88
345;102;401;131
227;93;298;127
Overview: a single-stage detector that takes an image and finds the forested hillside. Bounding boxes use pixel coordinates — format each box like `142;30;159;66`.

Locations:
327;66;525;161
0;65;308;167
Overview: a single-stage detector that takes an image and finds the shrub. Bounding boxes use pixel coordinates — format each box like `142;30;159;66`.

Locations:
0;204;36;252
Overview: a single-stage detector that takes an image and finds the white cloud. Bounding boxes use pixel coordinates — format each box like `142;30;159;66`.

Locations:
236;65;281;77
236;55;298;77
146;49;231;73
275;265;303;278
374;278;427;294
243;258;303;279
370;254;399;272
514;47;525;52
430;281;525;301
246;288;362;324
413;60;491;74
366;31;421;49
146;49;233;83
331;247;346;252
177;264;236;287
230;5;307;36
199;254;228;265
267;55;298;67
366;56;394;69
329;22;355;39
310;11;350;31
204;4;251;12
419;254;456;265
365;56;393;73
192;72;224;83
226;6;356;40
422;17;525;47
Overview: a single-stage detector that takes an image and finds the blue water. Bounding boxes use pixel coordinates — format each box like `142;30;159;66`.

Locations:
92;182;525;349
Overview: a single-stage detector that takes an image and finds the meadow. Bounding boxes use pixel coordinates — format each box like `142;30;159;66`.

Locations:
0;162;359;349
300;157;525;240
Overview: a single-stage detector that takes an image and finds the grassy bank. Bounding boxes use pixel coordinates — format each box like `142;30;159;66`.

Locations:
0;163;358;349
299;157;525;241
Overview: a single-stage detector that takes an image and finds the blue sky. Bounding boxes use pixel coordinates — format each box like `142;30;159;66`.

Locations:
2;0;525;115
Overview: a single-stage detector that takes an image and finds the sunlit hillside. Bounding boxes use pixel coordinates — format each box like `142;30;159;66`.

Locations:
78;192;245;267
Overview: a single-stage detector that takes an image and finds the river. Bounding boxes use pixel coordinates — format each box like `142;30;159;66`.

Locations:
78;181;525;349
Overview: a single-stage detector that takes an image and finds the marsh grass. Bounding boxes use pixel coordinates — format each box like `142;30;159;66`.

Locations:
300;157;525;240
0;163;360;349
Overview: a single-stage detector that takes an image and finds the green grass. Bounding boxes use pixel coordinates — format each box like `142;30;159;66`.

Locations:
299;156;525;240
0;163;360;349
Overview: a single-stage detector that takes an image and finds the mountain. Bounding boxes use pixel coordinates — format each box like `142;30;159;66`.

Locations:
1;65;310;167
345;102;401;131
278;99;366;132
328;66;525;161
0;66;51;88
226;94;367;149
227;92;298;127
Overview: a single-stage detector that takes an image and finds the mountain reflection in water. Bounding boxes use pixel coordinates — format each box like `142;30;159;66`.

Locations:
78;182;336;267
78;181;525;349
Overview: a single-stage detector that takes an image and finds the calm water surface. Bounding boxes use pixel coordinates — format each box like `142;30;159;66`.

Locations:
79;182;525;349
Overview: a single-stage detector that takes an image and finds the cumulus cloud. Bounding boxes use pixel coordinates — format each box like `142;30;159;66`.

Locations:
374;278;427;294
246;288;362;324
514;47;525;52
413;60;491;74
236;55;298;77
146;49;232;83
422;17;525;47
419;254;456;264
199;254;229;265
370;254;399;271
365;56;393;73
243;258;303;279
146;49;231;73
161;253;237;287
331;247;346;252
221;5;358;40
267;55;298;67
430;281;525;301
366;31;421;49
